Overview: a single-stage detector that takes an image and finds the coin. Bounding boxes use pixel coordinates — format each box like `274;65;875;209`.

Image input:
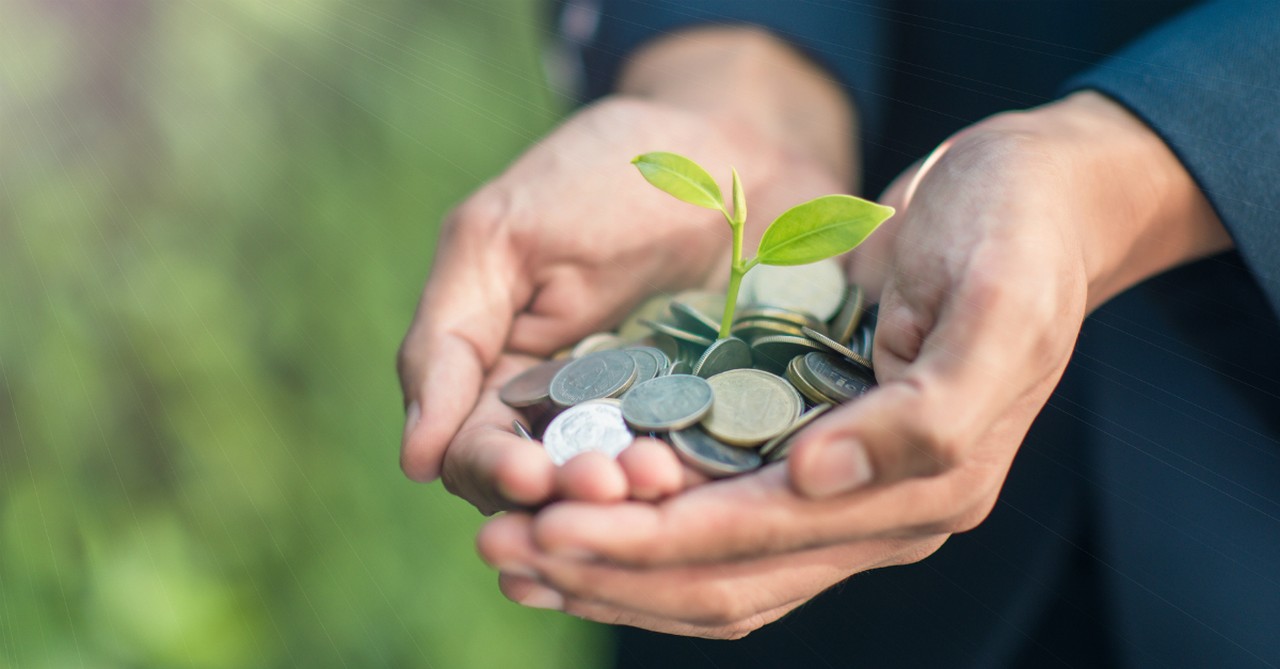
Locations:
828;283;866;344
702;369;803;446
800;352;875;403
802;326;873;371
499;358;573;409
729;317;808;344
735;306;825;330
786;354;837;405
637;332;681;361
852;321;875;361
692;337;753;378
617;293;674;342
512;419;535;441
673;290;726;324
740;259;847;322
759;403;833;462
624;347;664;384
620;374;714;431
668;359;691;375
630;346;670;377
572;332;625;358
542;399;634;465
548;350;638;407
669;298;722;339
642;319;714;348
751;334;826;375
668;425;762;478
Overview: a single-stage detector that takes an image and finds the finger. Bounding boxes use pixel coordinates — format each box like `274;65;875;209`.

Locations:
554;451;629;503
398;202;526;483
497;571;801;639
521;459;985;567
615;438;700;501
481;514;946;629
559;595;802;640
791;241;1076;499
440;356;557;513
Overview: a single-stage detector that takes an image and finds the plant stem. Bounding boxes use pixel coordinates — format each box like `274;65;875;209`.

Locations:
720;263;745;338
718;218;746;338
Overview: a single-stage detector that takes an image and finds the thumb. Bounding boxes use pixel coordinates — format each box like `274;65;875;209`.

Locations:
397;209;525;482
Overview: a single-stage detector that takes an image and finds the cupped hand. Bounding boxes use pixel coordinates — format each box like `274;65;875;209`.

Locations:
476;91;1227;635
398;96;845;512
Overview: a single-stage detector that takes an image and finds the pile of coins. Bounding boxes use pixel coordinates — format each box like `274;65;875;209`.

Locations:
499;259;878;478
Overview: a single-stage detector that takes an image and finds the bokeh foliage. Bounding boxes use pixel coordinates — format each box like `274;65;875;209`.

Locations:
0;0;605;666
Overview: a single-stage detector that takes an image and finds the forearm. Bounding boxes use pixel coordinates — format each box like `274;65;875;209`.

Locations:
615;27;859;190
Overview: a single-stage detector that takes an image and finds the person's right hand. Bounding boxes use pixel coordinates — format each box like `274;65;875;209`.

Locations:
397;94;849;514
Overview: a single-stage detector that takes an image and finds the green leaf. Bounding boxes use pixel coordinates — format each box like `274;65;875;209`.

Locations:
730;167;746;225
632;152;725;211
756;195;895;266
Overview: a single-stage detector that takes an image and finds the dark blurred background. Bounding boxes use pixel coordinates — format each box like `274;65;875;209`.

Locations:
0;0;606;666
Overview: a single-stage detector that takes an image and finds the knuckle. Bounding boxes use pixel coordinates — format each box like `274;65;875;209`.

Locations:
908;421;964;477
690;584;750;627
448;187;510;232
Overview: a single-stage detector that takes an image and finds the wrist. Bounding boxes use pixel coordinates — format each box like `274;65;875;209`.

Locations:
616;26;859;189
1026;91;1230;310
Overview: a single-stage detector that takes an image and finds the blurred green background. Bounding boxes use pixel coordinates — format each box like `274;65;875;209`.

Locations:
0;0;608;666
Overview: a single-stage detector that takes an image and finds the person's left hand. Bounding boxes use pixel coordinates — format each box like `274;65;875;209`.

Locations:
473;91;1229;637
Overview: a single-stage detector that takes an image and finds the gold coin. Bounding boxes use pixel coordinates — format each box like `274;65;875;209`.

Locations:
702;369;803;447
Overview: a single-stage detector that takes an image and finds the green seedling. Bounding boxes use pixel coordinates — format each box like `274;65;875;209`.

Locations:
632;151;895;338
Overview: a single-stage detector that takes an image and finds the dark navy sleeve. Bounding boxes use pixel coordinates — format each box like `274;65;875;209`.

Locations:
1066;1;1280;318
577;0;890;140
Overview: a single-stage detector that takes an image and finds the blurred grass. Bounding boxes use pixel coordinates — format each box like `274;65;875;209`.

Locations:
0;0;606;666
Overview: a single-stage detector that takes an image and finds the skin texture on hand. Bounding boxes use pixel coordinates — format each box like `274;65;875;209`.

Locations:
397;27;858;513
476;91;1232;637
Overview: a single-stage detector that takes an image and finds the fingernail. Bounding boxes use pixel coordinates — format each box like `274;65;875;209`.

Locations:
801;439;874;497
402;400;421;446
520;587;564;611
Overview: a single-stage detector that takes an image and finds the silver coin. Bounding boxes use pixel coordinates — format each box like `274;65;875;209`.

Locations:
827;284;866;344
617;294;675;342
693;337;753;378
572;332;625;358
759;403;833;462
668;425;762;478
750;334;826;375
786;354;839;405
635;332;682;362
548;350;638;408
499;358;573;409
740;259;847;322
802;326;873;371
852;322;875;361
630;346;670;378
624;347;663;384
703;369;804;447
641;319;714;348
620;374;714;431
542;399;634;466
512;419;535;441
801;352;875;403
667;359;692;375
669;300;721;339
